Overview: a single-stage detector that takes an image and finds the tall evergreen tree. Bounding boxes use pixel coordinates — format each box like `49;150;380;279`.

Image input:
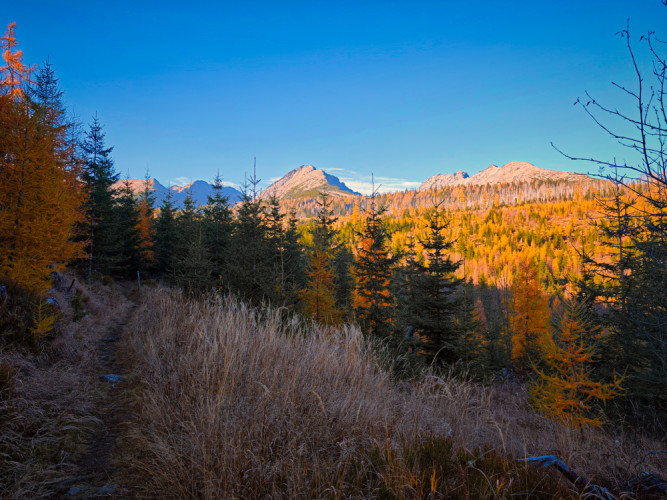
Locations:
353;188;396;339
228;170;275;303
174;191;212;293
80;116;119;281
265;194;287;299
406;205;462;366
281;209;306;308
203;171;232;286
391;234;425;357
155;188;178;278
114;177;142;278
332;244;355;320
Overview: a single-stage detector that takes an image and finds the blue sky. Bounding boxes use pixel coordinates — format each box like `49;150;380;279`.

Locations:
2;1;665;193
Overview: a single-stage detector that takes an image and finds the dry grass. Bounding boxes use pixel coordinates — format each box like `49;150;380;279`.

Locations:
121;288;666;499
0;276;132;498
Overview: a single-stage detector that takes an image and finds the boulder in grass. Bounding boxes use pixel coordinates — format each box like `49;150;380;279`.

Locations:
99;374;124;387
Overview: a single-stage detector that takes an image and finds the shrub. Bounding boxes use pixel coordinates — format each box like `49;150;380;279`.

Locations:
70;288;89;322
0;279;39;349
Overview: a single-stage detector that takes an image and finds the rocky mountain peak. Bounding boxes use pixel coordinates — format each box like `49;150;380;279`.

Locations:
260;165;359;200
418;170;470;191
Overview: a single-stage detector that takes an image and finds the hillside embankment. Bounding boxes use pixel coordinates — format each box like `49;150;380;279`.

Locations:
1;280;665;498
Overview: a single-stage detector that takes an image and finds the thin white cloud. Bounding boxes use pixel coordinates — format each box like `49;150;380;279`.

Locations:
326;167;359;176
341;176;421;195
219;180;242;190
170;176;191;186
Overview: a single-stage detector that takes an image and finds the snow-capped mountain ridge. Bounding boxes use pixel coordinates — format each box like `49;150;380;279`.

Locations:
112;178;241;208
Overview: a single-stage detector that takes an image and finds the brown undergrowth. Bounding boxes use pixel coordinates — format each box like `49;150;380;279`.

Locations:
0;276;132;498
121;287;665;499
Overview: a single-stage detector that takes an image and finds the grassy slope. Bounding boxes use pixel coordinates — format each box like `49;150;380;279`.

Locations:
2;281;664;498
119;287;665;498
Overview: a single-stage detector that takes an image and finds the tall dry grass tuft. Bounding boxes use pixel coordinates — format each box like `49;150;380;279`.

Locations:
123;288;665;498
0;277;132;498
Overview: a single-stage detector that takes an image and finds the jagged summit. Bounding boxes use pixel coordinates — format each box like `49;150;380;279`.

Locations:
419;170;470;191
260;165;359;200
418;162;586;191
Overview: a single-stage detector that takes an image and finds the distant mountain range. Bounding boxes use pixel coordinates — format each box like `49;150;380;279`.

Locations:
114;162;588;208
112;178;242;208
418;161;586;191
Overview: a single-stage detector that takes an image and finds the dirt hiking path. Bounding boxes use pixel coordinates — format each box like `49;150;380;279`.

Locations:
52;288;139;498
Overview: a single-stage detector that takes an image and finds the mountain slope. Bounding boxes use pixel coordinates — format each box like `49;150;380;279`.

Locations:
419;170;469;191
419;162;586;191
260;165;360;200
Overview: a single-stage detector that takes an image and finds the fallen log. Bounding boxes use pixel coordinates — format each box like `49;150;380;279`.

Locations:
520;455;614;500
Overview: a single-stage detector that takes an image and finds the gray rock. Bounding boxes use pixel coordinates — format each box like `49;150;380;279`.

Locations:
66;485;90;496
96;484;119;495
45;296;60;309
99;374;124;387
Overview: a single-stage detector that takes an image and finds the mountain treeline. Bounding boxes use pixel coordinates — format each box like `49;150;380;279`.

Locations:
1;22;664;435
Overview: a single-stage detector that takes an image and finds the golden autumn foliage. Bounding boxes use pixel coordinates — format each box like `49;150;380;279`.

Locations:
137;197;155;263
0;23;85;292
299;248;341;326
509;261;552;375
530;304;624;429
0;23;30;97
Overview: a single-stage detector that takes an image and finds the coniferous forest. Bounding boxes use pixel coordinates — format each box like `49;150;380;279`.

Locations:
1;18;666;499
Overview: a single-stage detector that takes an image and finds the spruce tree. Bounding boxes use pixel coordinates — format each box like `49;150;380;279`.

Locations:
114;177;142;278
281;209;306;308
174;191;213;293
155;188;178;278
228;171;275;303
203;171;232;286
391;234;425;358
353;188;396;339
407;205;462;366
80;116;119;281
265;194;287;300
333;244;355;320
587;185;666;422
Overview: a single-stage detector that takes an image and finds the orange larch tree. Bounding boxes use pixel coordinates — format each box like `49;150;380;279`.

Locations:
0;22;29;97
531;302;623;428
0;23;85;292
509;260;552;375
